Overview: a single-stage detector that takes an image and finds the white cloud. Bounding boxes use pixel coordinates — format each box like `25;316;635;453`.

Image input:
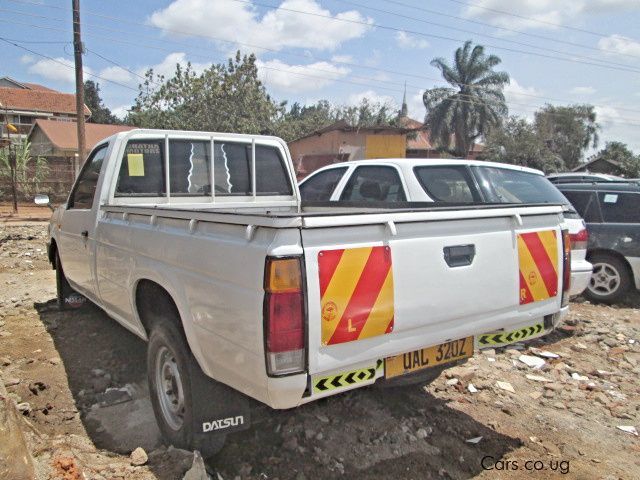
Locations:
257;59;349;93
504;78;540;119
99;66;134;84
395;31;430;49
140;52;210;79
111;105;131;120
407;89;426;120
598;34;640;56
463;0;638;31
570;86;596;95
347;90;397;107
331;54;353;64
20;55;34;65
149;0;372;51
27;57;92;84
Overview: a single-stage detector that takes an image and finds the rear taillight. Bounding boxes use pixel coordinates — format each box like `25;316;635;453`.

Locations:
569;228;588;251
561;229;571;307
264;257;305;375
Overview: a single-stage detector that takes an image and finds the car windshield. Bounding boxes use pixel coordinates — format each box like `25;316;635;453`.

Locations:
474;166;574;209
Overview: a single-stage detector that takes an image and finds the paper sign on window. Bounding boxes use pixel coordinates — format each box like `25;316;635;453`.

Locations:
603;194;618;204
127;153;145;176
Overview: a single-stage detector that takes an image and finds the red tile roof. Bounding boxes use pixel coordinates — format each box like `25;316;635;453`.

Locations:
30;119;133;153
0;86;90;115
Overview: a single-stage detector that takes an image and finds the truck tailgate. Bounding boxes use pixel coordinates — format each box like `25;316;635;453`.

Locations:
300;206;565;375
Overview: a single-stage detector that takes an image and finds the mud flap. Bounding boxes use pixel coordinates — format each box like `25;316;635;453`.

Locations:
187;358;251;444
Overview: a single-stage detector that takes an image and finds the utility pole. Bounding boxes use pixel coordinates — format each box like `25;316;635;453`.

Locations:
72;0;85;177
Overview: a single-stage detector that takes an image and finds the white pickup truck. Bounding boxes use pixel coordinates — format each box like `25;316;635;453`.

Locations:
42;129;570;455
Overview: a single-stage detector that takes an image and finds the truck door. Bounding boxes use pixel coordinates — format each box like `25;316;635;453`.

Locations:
57;144;108;295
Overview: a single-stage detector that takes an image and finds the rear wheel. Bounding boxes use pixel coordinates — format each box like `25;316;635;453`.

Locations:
585;254;630;304
147;318;226;456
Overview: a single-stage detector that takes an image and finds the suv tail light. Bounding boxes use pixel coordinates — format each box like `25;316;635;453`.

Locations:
569;228;588;251
561;229;571;307
264;257;305;375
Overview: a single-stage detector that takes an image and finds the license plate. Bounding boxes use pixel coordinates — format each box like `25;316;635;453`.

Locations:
385;337;473;379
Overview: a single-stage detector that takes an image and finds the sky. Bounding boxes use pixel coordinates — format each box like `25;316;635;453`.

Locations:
2;0;640;156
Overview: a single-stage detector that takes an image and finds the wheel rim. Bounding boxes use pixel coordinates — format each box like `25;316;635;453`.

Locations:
588;262;621;297
155;346;185;431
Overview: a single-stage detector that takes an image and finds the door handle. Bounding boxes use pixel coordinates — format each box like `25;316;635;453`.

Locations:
81;230;88;238
443;244;475;267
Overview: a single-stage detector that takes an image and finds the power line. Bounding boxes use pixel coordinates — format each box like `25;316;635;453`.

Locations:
3;14;640;123
2;1;640;75
0;5;640;119
224;0;640;74
335;0;640;69
6;33;640;128
0;37;139;92
444;0;612;39
377;0;640;60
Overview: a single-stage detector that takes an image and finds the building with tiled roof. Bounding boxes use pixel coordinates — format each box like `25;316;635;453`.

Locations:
0;76;90;137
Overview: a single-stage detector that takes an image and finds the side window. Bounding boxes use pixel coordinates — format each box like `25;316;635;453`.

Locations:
598;192;640;223
115;141;165;196
255;145;292;196
561;191;601;222
340;166;406;202
299;167;347;202
414;166;478;203
68;145;108;209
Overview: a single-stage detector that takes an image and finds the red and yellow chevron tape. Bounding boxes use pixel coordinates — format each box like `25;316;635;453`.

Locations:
518;230;559;305
318;246;394;346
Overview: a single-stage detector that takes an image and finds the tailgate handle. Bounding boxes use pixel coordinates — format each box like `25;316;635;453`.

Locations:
443;244;475;267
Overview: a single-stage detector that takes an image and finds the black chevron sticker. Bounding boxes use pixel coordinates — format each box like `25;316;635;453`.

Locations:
345;372;356;384
316;379;328;391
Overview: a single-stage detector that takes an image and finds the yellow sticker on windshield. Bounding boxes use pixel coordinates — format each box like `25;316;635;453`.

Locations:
127;153;145;176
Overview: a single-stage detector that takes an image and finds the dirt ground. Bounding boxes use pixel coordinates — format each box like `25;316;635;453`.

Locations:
1;222;639;480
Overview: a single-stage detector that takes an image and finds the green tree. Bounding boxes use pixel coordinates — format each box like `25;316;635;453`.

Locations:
335;98;399;129
423;40;509;157
0;139;49;209
127;52;282;135
275;100;334;142
481;116;560;172
84;80;118;124
534;104;600;170
593;141;640;177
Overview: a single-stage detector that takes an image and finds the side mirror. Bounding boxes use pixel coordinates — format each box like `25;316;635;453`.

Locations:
34;194;50;206
34;194;54;211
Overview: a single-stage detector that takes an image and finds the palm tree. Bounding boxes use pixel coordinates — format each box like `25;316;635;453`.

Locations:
423;41;510;157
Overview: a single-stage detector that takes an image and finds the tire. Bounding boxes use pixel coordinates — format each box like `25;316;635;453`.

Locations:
147;318;226;457
55;251;75;309
585;253;631;304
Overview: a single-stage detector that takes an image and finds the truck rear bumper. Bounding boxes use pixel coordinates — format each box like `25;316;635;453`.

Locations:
266;311;567;410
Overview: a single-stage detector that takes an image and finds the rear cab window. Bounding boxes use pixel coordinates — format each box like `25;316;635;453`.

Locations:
340;166;406;202
473;166;571;207
414;166;480;203
114;138;292;198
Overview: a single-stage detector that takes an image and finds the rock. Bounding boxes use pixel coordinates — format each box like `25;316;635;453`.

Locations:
543;390;555;399
446;378;459;386
481;349;496;356
315;413;329;424
48;357;60;366
526;374;551;383
519;355;546;369
130;447;148;466
283;437;298;451
28;381;47;395
92;376;110;393
0;357;10;366
616;426;638;436
16;402;31;414
495;381;515;393
553;402;566;410
4;378;20;387
304;429;315;440
183;451;208;480
467;383;478;393
571;373;589;381
92;369;106;377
